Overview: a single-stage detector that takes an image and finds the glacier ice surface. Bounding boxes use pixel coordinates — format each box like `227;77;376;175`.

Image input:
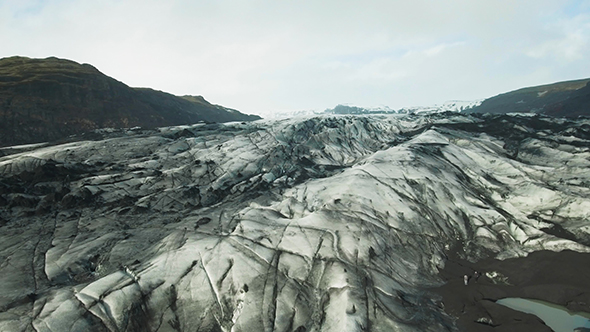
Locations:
1;113;590;331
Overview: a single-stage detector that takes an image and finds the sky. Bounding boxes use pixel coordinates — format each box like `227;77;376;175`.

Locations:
1;0;590;116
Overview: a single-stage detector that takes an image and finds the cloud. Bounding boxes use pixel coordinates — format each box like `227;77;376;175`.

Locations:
1;0;590;115
526;13;590;61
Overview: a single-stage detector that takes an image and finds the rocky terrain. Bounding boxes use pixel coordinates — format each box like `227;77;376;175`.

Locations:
1;113;590;331
0;56;260;147
435;249;590;331
468;78;590;117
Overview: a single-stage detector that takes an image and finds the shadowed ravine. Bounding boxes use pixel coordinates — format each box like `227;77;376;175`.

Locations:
1;113;590;331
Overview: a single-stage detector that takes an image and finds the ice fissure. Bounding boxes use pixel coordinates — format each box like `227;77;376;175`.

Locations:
1;114;590;331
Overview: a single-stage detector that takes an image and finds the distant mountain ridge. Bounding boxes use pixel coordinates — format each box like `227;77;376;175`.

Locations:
0;56;260;147
326;100;482;115
313;77;590;118
468;78;590;117
267;78;590;119
396;100;483;114
263;100;483;119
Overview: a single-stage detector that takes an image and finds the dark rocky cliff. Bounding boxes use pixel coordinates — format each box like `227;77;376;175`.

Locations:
0;56;260;147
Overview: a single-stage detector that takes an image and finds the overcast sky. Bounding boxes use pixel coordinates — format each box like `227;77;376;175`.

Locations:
1;0;590;116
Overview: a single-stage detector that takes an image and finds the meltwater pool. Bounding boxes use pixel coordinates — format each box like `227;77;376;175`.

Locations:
497;298;590;332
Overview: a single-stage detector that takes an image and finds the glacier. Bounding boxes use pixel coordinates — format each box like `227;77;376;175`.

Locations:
0;113;589;331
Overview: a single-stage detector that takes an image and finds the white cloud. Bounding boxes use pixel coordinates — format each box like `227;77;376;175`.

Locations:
1;0;589;115
526;13;590;61
422;41;466;57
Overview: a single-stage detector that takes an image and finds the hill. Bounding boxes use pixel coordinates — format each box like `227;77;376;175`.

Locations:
543;79;590;117
468;78;590;116
0;56;260;147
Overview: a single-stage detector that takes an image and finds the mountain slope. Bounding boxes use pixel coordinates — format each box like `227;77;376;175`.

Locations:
468;78;590;116
544;80;590;117
0;56;260;147
1;113;589;331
